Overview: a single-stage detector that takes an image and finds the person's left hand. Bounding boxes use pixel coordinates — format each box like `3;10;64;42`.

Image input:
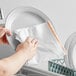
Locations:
0;26;12;44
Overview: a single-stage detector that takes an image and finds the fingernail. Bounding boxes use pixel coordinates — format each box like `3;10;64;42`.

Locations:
35;41;38;44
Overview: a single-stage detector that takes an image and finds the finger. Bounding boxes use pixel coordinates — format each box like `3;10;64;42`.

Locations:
2;34;9;44
4;29;12;36
25;37;33;42
0;29;6;38
31;39;38;43
35;41;38;46
34;41;38;48
31;39;38;46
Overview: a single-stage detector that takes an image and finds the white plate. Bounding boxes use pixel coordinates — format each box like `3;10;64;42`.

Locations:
5;7;65;75
5;7;52;50
64;32;76;70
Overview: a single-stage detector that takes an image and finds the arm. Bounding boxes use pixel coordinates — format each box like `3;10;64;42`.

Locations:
0;50;28;76
0;27;38;76
0;37;38;76
0;49;28;75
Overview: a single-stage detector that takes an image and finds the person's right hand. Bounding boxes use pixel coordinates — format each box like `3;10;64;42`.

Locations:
16;37;38;60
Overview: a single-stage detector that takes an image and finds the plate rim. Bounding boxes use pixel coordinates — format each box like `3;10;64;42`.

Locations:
5;6;53;50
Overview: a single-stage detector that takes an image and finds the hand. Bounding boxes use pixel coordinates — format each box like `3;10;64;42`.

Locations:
0;26;12;44
16;37;38;60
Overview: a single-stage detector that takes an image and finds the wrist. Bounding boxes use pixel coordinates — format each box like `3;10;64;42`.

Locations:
17;49;29;61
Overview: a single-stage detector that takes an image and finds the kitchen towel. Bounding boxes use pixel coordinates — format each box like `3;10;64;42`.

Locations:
14;23;64;65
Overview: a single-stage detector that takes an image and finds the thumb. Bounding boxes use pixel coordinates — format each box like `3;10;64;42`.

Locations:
4;28;12;36
0;28;6;38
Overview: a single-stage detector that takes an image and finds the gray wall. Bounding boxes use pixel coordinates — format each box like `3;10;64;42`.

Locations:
0;0;76;58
